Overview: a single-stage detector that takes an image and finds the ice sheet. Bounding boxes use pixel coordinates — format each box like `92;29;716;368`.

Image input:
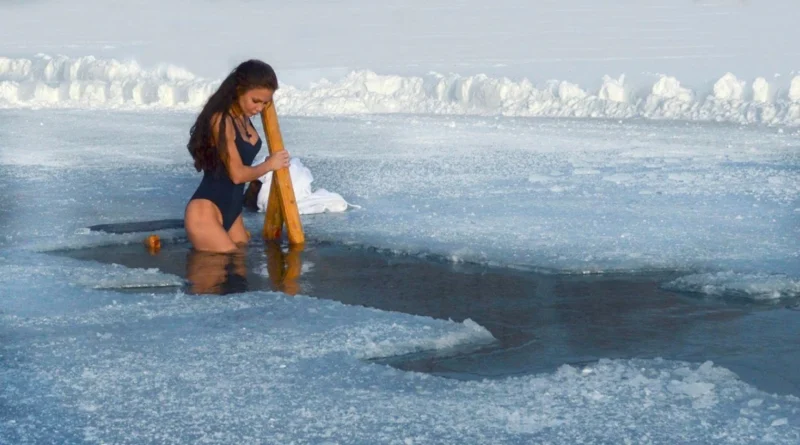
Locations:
2;252;798;444
1;110;797;299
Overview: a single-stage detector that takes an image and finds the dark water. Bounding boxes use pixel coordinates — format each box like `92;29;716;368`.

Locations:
52;232;800;396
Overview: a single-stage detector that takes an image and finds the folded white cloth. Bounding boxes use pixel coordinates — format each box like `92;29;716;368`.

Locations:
297;188;350;214
255;157;351;215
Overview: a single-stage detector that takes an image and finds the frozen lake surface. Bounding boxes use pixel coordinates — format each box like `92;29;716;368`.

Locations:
3;0;800;441
1;109;798;443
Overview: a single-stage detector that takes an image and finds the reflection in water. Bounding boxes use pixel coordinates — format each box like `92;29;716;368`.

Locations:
184;243;305;296
185;249;249;295
265;242;304;296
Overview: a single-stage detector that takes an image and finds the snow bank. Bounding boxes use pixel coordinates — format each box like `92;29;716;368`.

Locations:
0;54;217;108
3;55;800;126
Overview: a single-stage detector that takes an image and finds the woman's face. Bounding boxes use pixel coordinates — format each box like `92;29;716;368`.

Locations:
237;87;274;117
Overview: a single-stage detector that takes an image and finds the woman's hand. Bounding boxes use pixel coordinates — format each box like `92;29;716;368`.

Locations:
265;151;290;171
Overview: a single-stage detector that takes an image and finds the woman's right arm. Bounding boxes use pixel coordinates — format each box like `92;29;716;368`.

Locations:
211;113;290;185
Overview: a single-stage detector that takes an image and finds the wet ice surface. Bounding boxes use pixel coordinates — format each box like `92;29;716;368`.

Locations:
292;115;799;280
3;110;797;281
3;249;800;444
1;110;799;443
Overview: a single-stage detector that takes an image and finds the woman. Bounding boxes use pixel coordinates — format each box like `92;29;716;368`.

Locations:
185;60;290;253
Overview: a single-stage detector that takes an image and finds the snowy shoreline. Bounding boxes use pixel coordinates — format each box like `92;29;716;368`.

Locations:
2;54;800;126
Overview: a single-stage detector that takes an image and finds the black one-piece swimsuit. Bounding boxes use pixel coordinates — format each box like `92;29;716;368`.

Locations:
190;121;262;231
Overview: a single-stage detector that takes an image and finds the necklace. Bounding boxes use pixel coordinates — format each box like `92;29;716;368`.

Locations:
232;107;252;138
240;115;252;138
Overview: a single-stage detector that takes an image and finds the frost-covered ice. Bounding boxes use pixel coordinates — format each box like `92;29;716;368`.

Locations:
664;272;800;301
290;116;798;300
1;110;798;300
2;253;799;444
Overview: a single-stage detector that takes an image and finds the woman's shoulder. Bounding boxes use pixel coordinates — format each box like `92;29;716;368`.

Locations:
209;112;235;136
210;111;225;126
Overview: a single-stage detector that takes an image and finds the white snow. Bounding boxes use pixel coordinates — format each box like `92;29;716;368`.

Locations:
3;55;800;126
650;76;695;102
791;77;800;102
0;55;215;109
598;74;629;103
714;73;747;101
753;77;774;104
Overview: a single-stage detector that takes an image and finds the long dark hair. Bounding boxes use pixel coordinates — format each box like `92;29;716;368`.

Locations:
187;59;278;174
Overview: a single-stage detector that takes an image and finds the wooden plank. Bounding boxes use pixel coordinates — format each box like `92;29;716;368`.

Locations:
260;102;305;245
263;175;284;240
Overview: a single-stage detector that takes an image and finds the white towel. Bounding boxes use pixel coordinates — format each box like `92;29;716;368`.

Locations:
255;158;351;215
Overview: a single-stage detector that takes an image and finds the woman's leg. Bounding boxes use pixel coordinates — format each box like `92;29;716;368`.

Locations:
184;199;238;253
227;214;250;245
